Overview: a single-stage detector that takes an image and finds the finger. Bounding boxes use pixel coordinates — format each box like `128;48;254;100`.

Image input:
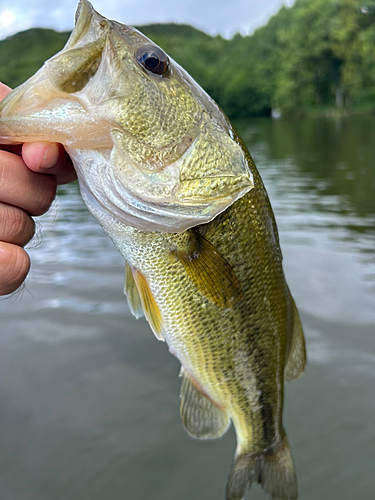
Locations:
0;203;35;246
22;142;77;185
0;150;57;216
0;82;11;101
0;85;22;150
0;144;23;156
0;242;30;296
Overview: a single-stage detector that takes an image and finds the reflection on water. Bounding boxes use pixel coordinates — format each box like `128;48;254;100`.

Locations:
236;117;375;323
1;117;374;500
241;115;375;218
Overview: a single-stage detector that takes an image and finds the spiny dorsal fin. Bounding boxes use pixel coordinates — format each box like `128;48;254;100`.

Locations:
174;229;243;309
124;263;144;319
284;298;306;382
180;368;230;439
132;269;164;341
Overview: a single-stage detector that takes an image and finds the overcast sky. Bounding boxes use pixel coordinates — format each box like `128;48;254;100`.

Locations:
0;0;295;40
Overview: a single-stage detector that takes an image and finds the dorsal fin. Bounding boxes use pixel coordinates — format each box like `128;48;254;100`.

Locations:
173;229;243;309
284;298;306;382
132;269;164;341
180;368;230;439
124;263;144;319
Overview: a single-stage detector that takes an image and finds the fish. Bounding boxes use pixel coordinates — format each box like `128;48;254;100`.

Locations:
0;1;307;499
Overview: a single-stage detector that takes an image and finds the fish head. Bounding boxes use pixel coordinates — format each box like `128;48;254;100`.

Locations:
0;0;254;232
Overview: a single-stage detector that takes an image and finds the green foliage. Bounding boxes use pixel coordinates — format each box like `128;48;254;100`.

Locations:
0;29;70;88
273;0;375;112
2;1;375;117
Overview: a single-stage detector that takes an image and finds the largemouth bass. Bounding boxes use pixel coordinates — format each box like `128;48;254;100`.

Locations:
0;2;306;499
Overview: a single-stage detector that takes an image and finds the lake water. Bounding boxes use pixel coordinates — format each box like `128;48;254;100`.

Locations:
1;116;374;500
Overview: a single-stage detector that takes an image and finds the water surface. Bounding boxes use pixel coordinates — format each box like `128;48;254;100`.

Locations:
1;116;374;500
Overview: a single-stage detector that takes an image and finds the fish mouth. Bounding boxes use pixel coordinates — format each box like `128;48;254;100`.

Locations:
0;0;254;234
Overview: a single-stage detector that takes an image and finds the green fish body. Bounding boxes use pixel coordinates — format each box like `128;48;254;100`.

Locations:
0;2;306;499
109;158;305;500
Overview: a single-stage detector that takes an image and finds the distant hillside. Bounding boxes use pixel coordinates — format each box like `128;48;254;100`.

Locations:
0;23;232;115
137;23;210;41
0;23;212;89
0;29;70;88
2;1;375;118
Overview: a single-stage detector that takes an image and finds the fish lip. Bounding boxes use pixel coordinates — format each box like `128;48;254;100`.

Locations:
75;0;92;24
71;0;96;45
73;1;148;53
68;0;111;49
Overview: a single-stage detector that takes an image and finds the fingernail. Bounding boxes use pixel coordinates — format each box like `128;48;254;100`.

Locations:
40;144;54;169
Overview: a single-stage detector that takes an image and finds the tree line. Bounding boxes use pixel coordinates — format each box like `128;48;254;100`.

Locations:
1;0;375;118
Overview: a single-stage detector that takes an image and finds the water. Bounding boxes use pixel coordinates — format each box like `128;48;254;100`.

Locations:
1;116;374;500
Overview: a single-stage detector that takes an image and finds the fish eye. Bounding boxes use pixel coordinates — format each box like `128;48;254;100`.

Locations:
136;45;169;76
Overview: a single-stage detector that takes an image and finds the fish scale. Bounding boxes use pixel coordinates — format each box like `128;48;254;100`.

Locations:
0;2;306;499
116;187;287;454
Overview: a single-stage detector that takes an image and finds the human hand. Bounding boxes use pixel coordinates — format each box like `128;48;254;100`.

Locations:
0;82;77;295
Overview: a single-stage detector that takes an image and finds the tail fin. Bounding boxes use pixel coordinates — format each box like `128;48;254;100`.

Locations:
226;436;297;500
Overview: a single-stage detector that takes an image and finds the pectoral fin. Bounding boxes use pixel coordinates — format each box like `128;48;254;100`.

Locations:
132;269;164;341
124;264;143;319
180;369;230;439
284;298;306;382
174;229;243;309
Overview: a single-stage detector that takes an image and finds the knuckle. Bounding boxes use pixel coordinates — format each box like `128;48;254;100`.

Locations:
32;175;57;216
0;243;30;295
0;205;35;245
12;209;34;244
11;210;31;239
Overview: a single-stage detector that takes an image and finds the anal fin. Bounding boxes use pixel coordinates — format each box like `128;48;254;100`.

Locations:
132;269;164;341
180;369;230;439
284;298;306;382
124;263;144;319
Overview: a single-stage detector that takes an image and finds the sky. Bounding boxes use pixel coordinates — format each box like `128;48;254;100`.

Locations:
0;0;295;41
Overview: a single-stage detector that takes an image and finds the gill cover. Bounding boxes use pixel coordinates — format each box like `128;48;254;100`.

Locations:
0;0;254;232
